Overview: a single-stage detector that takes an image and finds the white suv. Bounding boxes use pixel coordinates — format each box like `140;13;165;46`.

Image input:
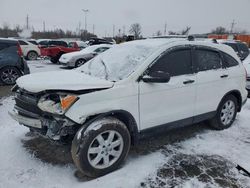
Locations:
9;39;248;177
18;39;41;60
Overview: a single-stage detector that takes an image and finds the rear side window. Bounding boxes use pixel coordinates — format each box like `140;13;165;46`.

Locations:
149;49;192;77
223;53;239;67
0;43;9;51
238;43;249;52
224;43;238;52
18;40;28;45
195;49;222;71
51;41;68;47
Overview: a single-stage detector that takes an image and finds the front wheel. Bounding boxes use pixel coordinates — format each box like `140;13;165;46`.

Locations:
0;66;22;85
75;59;86;67
208;95;238;130
71;117;131;177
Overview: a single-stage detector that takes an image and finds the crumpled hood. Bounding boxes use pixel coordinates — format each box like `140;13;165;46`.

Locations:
16;70;114;93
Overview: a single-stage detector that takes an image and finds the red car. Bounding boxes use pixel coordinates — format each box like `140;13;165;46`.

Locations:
39;40;80;63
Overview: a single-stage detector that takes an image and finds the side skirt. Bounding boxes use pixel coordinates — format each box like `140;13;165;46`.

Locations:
138;111;216;141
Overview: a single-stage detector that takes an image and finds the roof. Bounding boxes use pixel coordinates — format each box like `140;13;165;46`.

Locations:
0;38;18;43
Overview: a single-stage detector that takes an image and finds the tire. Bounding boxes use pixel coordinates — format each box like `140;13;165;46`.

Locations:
208;95;238;130
71;117;131;177
0;66;22;85
27;51;38;60
75;59;86;68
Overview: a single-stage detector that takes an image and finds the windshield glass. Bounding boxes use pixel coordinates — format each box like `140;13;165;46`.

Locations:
77;39;168;81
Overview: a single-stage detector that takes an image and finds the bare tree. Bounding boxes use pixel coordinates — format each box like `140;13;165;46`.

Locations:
156;30;162;36
168;26;191;35
129;23;142;39
181;26;191;35
211;26;229;34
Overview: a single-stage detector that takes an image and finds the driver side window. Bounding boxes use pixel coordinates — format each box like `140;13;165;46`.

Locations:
149;48;193;77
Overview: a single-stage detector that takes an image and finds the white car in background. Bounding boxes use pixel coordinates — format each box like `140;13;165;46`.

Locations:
18;39;41;60
243;54;250;96
59;44;112;68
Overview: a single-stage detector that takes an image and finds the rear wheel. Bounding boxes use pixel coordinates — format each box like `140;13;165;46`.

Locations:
27;51;38;60
0;66;21;85
71;117;131;177
208;95;238;130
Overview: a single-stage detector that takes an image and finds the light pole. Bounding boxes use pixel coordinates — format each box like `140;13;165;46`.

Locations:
82;9;89;32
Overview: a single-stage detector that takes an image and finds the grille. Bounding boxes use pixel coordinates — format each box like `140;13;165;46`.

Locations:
15;89;42;117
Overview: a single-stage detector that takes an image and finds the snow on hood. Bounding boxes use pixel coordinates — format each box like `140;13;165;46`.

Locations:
16;70;114;93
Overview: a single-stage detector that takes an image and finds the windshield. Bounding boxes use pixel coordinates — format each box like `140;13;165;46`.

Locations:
77;40;167;81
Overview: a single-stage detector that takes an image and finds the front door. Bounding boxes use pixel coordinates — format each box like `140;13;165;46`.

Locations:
139;47;197;130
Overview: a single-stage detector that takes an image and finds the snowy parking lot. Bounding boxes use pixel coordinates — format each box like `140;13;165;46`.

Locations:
0;60;250;188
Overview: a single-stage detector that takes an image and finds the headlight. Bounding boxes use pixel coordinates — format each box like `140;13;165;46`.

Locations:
38;93;78;115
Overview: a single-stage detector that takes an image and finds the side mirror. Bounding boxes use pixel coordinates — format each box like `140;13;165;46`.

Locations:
142;71;170;83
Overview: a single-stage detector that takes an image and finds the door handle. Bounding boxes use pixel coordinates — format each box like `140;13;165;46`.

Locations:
220;74;228;78
183;80;195;84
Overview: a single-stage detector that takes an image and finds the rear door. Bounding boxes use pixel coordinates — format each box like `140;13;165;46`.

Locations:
139;46;197;130
193;47;229;116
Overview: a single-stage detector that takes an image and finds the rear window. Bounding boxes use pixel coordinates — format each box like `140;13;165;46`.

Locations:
224;43;238;52
222;53;239;67
18;40;28;45
238;43;249;52
50;41;68;47
28;40;38;45
195;49;222;71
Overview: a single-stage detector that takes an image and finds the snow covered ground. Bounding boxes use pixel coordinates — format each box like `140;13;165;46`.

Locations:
0;60;250;188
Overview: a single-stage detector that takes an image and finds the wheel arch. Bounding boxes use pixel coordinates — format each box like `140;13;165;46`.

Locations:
219;90;242;112
82;110;139;145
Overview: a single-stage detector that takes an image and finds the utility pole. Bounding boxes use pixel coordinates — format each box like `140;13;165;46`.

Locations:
43;21;46;32
123;25;126;36
230;20;236;34
164;22;167;35
93;24;95;34
113;25;115;38
82;9;89;32
26;14;29;29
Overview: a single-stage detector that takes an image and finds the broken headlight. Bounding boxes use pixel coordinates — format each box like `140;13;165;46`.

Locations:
38;93;78;115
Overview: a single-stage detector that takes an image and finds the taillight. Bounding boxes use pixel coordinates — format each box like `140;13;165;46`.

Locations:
17;42;23;56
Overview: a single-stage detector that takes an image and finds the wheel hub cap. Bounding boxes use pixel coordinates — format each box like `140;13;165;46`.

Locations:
87;130;124;169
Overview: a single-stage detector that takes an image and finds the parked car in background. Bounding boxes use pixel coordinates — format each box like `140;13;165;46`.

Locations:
217;40;249;60
0;38;29;85
27;39;38;46
59;44;112;68
38;39;68;48
68;41;88;50
38;40;80;63
18;39;41;60
243;55;250;96
87;38;113;45
9;39;247;177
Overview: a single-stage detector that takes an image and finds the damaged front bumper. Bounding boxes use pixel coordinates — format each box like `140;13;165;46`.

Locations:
9;89;80;140
9;107;78;140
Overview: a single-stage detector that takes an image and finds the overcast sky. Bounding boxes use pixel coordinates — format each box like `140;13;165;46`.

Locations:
1;0;250;37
